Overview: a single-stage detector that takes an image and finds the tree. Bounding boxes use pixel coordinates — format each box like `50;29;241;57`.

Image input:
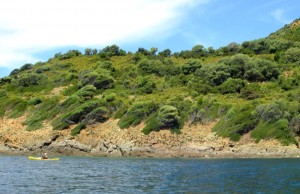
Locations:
181;59;202;75
85;48;92;55
150;47;158;56
137;48;150;56
158;49;171;57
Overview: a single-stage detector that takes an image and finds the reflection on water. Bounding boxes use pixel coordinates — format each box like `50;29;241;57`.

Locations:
1;156;300;193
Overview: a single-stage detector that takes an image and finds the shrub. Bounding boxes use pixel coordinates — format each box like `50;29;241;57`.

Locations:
75;85;97;100
135;76;156;94
7;99;28;118
285;47;300;63
20;63;33;71
240;83;261;100
212;105;257;141
71;123;86;136
52;100;101;130
95;61;115;71
156;105;180;129
251;119;297;145
218;78;246;94
137;59;162;75
289;115;300;135
82;107;108;125
181;59;202;75
143;105;181;134
0;90;7;98
24;97;60;131
104;93;116;102
78;71;114;89
35;66;51;74
12;73;46;87
118;101;157;129
28;97;42;106
254;103;283;123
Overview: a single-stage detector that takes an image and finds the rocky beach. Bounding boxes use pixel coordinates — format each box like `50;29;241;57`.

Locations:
1;116;299;158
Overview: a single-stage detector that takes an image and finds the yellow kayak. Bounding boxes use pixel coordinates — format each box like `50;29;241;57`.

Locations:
28;156;60;161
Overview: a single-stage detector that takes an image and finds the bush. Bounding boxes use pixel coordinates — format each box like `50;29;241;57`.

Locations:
78;71;114;89
0;90;7;98
143;105;181;134
118;101;157;129
137;59;162;75
28;97;42;106
20;63;33;71
83;107;108;125
285;47;300;63
240;83;261;100
24;97;60;131
12;73;46;87
254;103;283;123
75;85;97;100
156;105;180;128
71;123;86;136
7;98;28;118
251;119;297;145
212;105;257;141
135;76;156;94
181;59;202;75
218;78;246;94
289;115;300;135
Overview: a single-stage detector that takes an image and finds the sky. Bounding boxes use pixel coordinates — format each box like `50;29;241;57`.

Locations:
0;0;299;78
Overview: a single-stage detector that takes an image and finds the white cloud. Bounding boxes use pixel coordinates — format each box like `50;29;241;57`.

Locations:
271;9;291;24
0;0;207;70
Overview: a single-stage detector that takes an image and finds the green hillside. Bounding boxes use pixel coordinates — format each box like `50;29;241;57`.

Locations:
1;19;300;145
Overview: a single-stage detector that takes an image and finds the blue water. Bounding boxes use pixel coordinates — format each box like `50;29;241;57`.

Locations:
1;156;300;193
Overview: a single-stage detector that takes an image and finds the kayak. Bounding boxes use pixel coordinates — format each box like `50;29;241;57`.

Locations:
28;156;60;161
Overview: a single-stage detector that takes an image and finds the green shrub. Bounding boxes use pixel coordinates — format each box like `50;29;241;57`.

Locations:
62;85;78;96
285;47;300;63
28;97;42;106
35;66;51;74
118;101;157;128
12;73;46;87
213;105;257;141
0;90;7;98
289;115;300;135
7;99;28;118
136;76;156;94
181;59;202;75
83;107;108;125
254;103;284;123
78;71;114;89
104;93;116;102
24;97;60;130
60;100;101;124
240;83;261;100
218;78;246;94
157;105;180;128
251;119;297;145
75;85;97;100
71;123;86;136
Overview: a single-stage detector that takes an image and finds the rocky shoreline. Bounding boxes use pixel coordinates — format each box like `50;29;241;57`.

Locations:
1;117;300;158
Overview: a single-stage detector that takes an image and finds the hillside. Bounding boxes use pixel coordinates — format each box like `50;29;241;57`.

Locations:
0;19;300;157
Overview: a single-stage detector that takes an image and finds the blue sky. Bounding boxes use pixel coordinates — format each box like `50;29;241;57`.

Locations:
0;0;299;78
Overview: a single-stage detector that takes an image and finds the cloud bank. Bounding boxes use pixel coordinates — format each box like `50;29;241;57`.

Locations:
0;0;203;69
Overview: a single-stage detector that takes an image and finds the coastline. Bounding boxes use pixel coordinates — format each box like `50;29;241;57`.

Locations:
1;117;300;158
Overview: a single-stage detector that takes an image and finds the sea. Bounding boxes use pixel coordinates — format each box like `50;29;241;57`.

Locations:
1;155;300;193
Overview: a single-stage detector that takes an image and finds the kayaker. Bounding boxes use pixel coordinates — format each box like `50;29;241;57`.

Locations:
41;152;48;159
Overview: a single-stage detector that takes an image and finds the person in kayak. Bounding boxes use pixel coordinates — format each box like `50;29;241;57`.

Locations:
41;152;48;159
